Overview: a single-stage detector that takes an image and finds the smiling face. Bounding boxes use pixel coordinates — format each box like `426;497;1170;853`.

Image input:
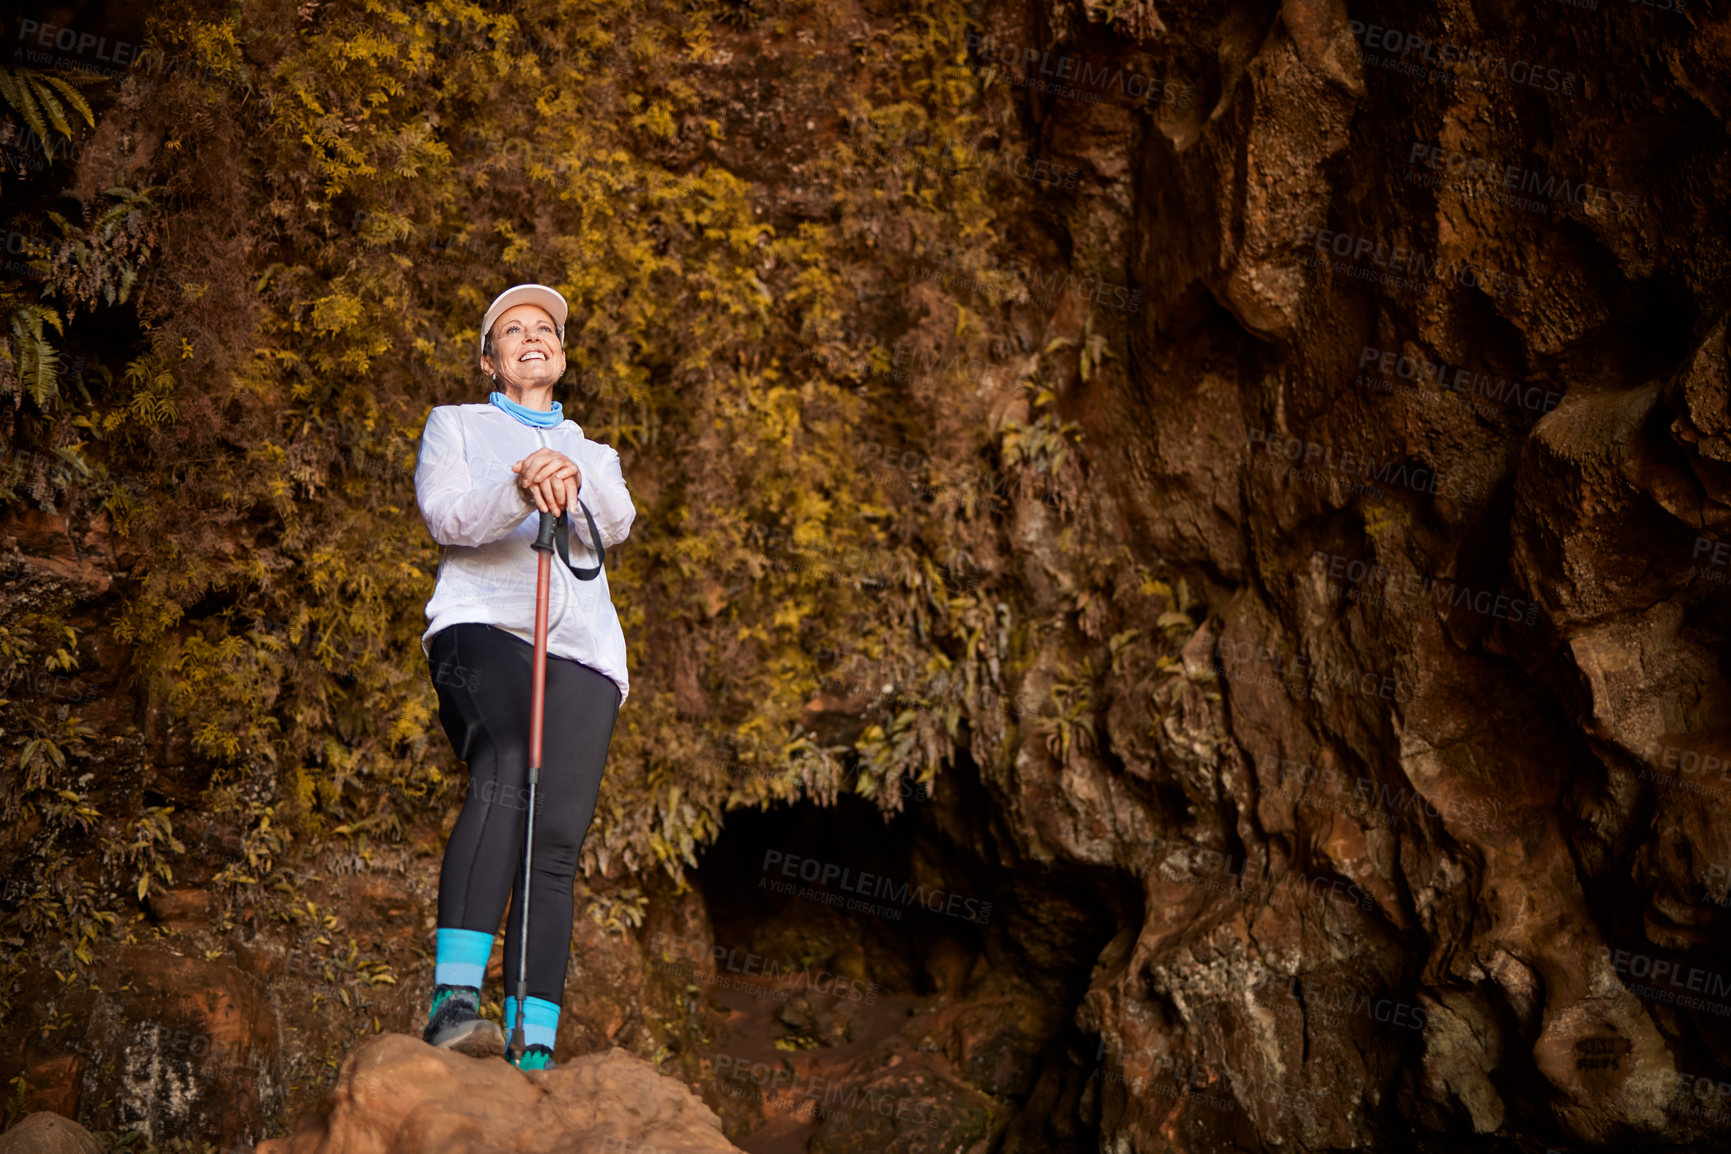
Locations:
480;303;567;395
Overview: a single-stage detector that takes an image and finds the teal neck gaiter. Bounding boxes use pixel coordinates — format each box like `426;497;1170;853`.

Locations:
489;390;563;428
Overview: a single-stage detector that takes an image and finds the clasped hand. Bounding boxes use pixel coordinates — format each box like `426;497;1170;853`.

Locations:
513;448;582;516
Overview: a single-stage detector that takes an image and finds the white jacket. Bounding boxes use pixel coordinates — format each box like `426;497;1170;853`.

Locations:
414;402;635;701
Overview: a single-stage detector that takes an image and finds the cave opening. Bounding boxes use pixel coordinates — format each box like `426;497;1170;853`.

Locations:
685;755;1144;1152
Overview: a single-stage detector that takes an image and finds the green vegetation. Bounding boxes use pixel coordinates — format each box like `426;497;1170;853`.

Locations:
0;0;1169;1031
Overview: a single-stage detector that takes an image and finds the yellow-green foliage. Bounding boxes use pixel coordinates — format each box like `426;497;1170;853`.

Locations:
0;0;1095;963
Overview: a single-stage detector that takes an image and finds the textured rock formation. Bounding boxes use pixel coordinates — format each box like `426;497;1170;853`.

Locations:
0;1114;101;1154
255;1035;742;1154
4;0;1731;1150
908;0;1731;1149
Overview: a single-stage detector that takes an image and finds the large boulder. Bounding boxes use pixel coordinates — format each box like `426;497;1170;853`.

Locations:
0;1114;101;1154
256;1035;743;1154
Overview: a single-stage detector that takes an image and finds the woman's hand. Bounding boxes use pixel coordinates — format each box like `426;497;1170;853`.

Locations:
513;449;583;516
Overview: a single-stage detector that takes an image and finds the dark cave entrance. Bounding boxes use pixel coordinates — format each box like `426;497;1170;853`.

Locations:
694;790;946;991
685;755;1144;1153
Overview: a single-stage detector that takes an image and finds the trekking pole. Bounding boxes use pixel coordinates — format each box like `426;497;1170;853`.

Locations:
510;509;560;1062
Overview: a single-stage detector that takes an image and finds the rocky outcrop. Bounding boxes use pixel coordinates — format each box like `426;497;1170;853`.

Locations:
6;0;1731;1150
0;1114;101;1154
256;1035;743;1154
919;0;1731;1149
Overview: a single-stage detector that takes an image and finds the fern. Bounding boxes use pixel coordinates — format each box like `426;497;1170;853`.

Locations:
35;184;167;316
1034;657;1098;764
0;66;97;162
5;304;63;410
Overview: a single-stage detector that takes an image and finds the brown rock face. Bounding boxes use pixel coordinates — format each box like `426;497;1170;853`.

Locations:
910;0;1731;1148
256;1035;742;1154
47;944;282;1146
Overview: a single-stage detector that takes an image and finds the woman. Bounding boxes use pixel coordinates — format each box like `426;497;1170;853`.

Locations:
412;283;635;1071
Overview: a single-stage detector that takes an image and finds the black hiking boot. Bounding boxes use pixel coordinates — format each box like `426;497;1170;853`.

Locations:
423;984;504;1058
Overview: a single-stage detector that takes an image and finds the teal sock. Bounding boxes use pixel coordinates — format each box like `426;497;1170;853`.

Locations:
434;927;494;989
502;995;560;1052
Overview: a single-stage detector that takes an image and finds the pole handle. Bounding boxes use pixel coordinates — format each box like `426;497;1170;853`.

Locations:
533;510;559;553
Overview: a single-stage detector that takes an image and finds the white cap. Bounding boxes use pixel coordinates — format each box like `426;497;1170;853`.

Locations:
478;283;569;365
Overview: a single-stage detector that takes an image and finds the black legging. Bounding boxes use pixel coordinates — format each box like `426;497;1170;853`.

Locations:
428;622;621;1006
